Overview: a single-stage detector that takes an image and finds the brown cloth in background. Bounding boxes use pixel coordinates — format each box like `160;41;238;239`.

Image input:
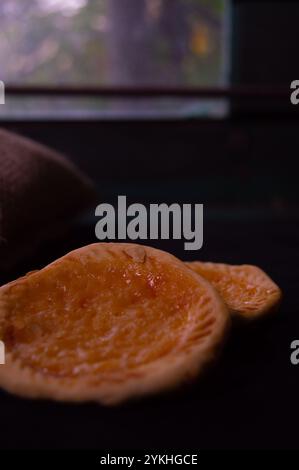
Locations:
0;128;96;270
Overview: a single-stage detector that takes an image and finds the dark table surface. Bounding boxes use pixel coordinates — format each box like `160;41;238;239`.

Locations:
0;212;298;450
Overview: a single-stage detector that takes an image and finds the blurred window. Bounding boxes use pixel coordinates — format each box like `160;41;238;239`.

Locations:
0;0;229;118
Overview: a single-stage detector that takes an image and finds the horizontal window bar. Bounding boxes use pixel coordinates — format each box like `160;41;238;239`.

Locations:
4;85;290;100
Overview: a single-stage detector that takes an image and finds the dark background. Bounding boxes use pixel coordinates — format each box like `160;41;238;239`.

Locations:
1;0;299;450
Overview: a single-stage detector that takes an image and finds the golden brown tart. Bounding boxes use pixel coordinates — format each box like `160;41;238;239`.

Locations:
0;244;228;404
186;261;281;319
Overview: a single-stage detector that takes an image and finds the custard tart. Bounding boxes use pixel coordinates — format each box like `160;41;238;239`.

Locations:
0;244;228;404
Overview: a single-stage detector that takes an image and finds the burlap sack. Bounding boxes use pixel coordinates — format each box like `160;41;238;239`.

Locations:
0;128;96;270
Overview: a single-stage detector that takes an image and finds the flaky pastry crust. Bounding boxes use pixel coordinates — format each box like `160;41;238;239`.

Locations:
0;244;229;405
186;261;281;319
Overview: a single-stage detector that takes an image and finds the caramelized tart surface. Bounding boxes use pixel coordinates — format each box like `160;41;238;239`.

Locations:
0;244;228;404
186;261;281;319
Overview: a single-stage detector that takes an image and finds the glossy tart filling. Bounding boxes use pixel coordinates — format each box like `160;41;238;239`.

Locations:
2;246;219;382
